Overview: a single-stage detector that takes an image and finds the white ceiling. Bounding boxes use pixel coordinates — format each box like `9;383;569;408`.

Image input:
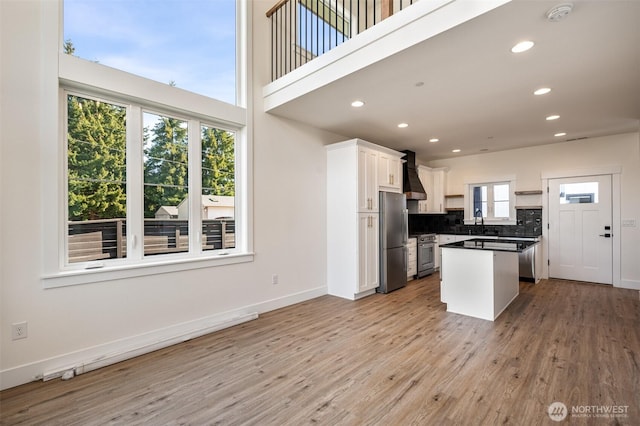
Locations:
266;0;640;163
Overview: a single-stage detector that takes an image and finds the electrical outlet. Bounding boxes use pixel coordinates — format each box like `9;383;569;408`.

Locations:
271;274;278;285
12;322;28;340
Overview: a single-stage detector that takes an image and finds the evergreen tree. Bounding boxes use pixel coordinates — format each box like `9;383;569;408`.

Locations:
202;127;235;196
67;95;127;220
143;115;189;217
64;39;75;55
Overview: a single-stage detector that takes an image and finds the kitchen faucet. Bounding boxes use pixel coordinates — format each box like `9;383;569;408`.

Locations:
474;208;485;234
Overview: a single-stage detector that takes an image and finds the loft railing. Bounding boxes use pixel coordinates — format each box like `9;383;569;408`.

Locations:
267;0;417;81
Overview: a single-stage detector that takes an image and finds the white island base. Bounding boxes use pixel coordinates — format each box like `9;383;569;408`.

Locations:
441;247;519;321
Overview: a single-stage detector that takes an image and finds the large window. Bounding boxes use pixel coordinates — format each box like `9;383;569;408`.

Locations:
65;93;239;265
46;0;249;285
467;181;514;222
63;0;237;104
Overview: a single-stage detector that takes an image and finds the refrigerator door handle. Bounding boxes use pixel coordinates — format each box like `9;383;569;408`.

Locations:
402;208;408;245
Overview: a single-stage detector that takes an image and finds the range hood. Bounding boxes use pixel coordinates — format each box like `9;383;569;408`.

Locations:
402;150;427;200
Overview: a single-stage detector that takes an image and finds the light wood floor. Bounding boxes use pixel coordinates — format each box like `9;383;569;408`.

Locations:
2;276;639;425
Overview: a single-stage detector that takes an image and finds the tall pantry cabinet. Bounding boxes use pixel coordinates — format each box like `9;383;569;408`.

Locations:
327;139;404;300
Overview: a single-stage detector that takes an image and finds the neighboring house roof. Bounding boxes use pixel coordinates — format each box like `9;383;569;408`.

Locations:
156;206;178;216
202;195;234;208
176;195;234;209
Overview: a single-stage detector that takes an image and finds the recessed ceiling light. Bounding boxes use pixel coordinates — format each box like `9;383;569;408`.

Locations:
534;87;551;95
351;100;364;107
546;115;560;120
398;123;409;128
511;40;534;53
554;132;567;137
429;138;439;143
452;149;461;153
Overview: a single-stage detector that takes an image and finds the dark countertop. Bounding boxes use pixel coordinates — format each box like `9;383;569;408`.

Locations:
440;238;538;253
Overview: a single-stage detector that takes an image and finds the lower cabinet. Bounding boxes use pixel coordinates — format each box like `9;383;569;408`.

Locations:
407;238;417;279
358;213;379;293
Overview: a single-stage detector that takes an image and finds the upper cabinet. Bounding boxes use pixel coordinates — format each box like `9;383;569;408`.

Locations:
357;146;379;212
416;165;447;213
327;139;404;214
378;152;403;193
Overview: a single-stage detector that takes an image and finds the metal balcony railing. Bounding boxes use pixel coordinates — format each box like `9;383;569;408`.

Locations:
267;0;418;81
67;218;236;263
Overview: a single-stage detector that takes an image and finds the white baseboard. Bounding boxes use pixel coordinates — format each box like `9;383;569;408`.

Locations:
617;278;640;291
0;285;326;391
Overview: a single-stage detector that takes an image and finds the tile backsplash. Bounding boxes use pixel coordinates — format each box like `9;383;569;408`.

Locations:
409;209;542;237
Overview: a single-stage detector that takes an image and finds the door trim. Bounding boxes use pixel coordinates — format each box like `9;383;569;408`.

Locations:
541;166;621;287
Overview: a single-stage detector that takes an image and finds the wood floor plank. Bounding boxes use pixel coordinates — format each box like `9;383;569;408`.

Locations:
2;277;639;425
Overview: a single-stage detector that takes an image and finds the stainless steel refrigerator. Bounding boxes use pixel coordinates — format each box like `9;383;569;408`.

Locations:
378;191;408;293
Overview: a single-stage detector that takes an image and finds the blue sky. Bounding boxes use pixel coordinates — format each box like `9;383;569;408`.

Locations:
64;0;237;105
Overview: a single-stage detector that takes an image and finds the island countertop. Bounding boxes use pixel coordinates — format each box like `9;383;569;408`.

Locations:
440;238;538;253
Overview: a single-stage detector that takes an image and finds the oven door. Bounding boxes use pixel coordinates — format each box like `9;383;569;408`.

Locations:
418;242;435;277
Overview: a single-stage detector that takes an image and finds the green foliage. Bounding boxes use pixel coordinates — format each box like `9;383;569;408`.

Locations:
64;39;75;55
202;127;235;197
67;97;235;221
143;115;189;218
67;96;127;221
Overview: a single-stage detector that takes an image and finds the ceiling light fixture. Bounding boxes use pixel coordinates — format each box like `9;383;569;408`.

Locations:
546;115;560;121
351;100;364;107
511;40;534;53
398;123;409;128
452;149;461;153
554;132;567;137
534;87;551;95
429;138;439;143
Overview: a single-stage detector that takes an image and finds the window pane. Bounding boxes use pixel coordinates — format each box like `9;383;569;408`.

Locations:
559;182;599;204
473;186;487;218
67;95;127;263
494;184;509;201
144;113;189;256
202;126;236;251
298;0;350;56
493;184;510;218
494;201;510;218
63;0;236;104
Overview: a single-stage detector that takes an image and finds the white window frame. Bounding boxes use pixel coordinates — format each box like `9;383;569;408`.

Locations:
463;177;516;225
42;0;253;288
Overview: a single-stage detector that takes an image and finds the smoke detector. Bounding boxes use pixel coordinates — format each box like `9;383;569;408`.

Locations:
547;3;573;22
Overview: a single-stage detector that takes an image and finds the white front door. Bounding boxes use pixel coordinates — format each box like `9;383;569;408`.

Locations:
548;175;613;284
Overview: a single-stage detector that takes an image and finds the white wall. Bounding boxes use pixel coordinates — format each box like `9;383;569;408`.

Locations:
0;0;345;389
427;133;640;289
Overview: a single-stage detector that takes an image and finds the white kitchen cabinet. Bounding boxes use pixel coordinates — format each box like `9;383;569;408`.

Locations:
416;166;447;213
378;152;403;193
407;237;417;279
358;146;379;212
326;139;404;300
431;169;446;213
359;213;380;292
416;166;432;213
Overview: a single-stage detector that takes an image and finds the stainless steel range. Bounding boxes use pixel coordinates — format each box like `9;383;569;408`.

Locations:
416;233;436;278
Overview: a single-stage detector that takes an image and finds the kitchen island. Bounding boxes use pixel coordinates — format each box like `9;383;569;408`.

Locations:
440;239;538;321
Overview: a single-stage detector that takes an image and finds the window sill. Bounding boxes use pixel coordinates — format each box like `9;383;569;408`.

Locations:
43;252;254;289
